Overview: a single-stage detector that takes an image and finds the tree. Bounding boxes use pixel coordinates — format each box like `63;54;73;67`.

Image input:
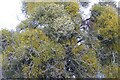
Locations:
2;2;82;78
2;28;66;78
1;1;119;79
90;4;119;78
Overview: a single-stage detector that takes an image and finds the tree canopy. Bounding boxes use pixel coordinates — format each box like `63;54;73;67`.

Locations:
1;2;119;79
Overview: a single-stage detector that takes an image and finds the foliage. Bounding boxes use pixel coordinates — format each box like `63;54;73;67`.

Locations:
91;4;119;78
19;2;82;43
2;28;65;78
1;2;119;79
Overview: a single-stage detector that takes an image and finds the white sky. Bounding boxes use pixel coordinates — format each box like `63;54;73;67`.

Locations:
0;0;25;30
0;0;119;30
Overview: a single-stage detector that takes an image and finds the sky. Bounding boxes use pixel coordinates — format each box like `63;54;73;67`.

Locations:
80;0;99;20
0;0;119;30
0;0;25;30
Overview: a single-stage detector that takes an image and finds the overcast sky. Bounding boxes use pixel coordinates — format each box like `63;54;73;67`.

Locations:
0;0;25;30
0;0;119;30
